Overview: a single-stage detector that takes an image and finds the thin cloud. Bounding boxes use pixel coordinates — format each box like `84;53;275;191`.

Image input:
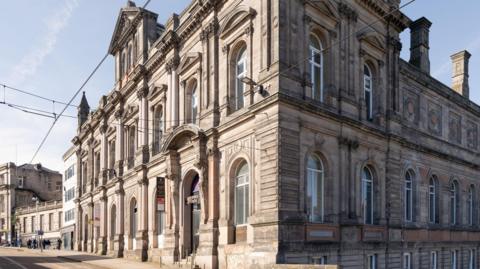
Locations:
432;35;480;78
7;0;79;85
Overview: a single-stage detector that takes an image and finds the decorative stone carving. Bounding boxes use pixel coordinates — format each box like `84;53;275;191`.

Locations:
338;2;358;22
224;137;251;165
165;56;180;73
136;86;149;99
427;102;442;136
403;91;419;124
467;120;478;150
448;112;461;144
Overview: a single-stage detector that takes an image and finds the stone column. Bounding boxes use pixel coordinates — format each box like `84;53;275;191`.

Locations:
166;57;180;130
74;203;83;251
114;109;124;177
98;195;108;255
114;188;125;258
100;124;108;185
136;86;149;166
196;143;219;269
137;176;149;261
88;202;94;253
162;150;180;264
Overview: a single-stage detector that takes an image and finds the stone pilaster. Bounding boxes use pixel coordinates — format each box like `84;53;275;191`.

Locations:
113;187;125;258
98;195;108;255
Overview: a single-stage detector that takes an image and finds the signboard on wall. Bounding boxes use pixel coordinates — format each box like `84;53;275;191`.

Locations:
157;177;165;211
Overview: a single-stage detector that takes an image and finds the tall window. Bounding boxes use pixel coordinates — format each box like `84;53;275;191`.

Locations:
451;250;458;269
191;82;198;124
429;176;439;224
405;171;414;222
0;195;4;213
368;254;377;269
128;126;136;168
234;46;247;111
130;198;137;249
450;181;458;225
235;161;249;225
431;251;438;269
468;185;475;226
364;64;373;121
153;107;163;153
306;154;324;223
362;167;374;225
309;34;323;101
469;249;475;269
109;140;116;170
403;253;412;269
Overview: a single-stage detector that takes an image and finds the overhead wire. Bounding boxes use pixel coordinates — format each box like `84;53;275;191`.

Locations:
29;0;153;164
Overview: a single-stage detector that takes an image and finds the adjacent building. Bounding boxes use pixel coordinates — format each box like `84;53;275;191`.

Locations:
0;163;62;245
15;200;63;246
62;146;77;250
71;0;480;268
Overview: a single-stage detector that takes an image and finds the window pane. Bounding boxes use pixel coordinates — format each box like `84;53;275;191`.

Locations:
313;66;322;100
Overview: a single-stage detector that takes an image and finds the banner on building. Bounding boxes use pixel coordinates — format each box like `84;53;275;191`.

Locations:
157;177;165;211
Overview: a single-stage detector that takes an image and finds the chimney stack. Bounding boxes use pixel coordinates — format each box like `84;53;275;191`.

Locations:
409;17;432;74
451;50;471;98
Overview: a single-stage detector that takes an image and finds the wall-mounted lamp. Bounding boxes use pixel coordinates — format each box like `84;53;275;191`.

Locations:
241;77;266;96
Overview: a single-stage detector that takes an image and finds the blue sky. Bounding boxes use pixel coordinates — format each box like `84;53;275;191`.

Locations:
0;0;478;172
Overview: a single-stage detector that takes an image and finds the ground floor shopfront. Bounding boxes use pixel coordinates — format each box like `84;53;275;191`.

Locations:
61;224;75;250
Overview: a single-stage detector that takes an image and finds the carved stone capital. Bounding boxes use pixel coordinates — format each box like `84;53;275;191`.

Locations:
165;57;180;73
99;124;108;134
222;45;229;55
114;108;124;120
136;86;149;99
338;2;358;22
244;25;254;36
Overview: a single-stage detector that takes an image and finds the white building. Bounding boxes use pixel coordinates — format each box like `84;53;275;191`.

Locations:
61;146;77;250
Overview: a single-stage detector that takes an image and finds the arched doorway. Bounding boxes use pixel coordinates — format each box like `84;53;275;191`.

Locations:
110;204;116;251
184;173;200;256
130;198;138;250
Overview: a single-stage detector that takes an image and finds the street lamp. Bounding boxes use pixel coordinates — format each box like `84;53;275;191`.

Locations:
32;196;42;253
240;77;266;96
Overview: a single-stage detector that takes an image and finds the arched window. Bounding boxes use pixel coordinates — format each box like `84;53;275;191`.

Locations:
128;126;136;169
468;185;475;226
362;167;374;225
404;170;414;222
306;154;324;223
234;46;247;111
109;139;116;176
191;82;198;124
309;34;323;101
429;176;439;224
450;180;459;225
153;107;163;154
235;161;249;225
364;64;373;121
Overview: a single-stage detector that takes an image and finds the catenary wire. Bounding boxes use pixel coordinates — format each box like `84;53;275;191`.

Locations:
29;0;153;164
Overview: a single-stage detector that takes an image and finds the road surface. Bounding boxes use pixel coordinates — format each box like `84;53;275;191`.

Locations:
0;247;105;269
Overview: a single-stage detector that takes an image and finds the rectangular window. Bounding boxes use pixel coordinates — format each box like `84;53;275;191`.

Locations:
451;250;458;269
18;177;24;188
431;251;438;269
313;256;327;265
404;253;412;269
368;254;377;269
48;213;53;231
23;217;26;233
40;215;44;231
31;216;35;233
470;249;475;269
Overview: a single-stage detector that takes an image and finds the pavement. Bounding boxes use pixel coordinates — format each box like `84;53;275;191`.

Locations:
0;247;167;269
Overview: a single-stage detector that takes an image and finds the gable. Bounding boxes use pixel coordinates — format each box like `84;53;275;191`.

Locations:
108;7;141;55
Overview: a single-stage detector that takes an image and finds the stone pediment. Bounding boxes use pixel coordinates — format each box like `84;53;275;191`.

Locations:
310;0;339;21
178;52;202;74
357;31;385;52
219;6;256;38
108;5;141;55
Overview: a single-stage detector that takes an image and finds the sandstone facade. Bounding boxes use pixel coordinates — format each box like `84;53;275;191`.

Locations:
72;1;480;268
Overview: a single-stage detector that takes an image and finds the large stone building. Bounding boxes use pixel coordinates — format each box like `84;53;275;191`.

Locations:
0;163;62;245
72;0;480;268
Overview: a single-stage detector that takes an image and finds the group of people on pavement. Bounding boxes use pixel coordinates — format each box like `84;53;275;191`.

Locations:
25;238;62;250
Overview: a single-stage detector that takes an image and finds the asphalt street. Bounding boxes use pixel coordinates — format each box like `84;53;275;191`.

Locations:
0;248;104;269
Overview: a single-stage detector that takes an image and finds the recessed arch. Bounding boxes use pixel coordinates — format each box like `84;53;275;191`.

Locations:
219;6;256;39
161;124;204;153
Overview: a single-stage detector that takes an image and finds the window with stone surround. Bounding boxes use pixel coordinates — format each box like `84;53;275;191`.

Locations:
309;34;324;102
234;161;249;225
0;195;4;213
152;106;163;154
404;170;414;222
185;80;198;124
364;64;373;121
230;43;247;112
429;176;440;224
306;153;324;223
362;166;374;225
